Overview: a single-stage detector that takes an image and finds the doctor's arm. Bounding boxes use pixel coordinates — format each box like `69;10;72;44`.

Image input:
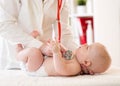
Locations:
0;0;42;48
60;0;79;51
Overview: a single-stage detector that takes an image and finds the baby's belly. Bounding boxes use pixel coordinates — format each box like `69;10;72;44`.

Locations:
43;58;59;76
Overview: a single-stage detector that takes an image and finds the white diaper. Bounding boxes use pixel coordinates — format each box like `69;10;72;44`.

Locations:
20;62;48;77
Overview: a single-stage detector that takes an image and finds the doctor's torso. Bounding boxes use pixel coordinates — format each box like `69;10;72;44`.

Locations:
18;0;62;41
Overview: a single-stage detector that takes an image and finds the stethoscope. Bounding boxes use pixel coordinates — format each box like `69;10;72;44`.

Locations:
54;0;73;60
52;0;62;43
57;0;62;43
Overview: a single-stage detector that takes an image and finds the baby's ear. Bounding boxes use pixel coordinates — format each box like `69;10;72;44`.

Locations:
82;60;91;67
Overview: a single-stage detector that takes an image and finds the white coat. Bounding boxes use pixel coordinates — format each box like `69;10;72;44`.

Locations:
0;0;78;69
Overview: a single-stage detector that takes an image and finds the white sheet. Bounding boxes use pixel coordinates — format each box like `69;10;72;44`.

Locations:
0;66;120;86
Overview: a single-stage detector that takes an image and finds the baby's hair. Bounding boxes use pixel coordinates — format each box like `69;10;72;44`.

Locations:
89;43;111;73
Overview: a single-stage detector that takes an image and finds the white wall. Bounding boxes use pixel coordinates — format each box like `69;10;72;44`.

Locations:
94;0;120;66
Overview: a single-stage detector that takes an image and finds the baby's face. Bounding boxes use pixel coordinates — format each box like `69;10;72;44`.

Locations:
75;43;100;63
75;44;90;63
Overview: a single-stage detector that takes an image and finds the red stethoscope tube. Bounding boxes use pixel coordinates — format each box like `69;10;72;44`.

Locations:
57;0;62;43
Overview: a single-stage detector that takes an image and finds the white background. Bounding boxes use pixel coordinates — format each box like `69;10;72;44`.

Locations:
94;0;120;66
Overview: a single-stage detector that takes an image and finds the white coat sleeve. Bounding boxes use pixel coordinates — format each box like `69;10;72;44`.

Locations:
60;0;79;51
0;0;43;48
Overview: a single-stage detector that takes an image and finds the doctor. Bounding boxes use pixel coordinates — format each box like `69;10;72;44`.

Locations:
0;0;78;69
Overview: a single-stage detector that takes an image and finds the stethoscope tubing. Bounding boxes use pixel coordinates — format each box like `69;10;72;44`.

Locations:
57;0;62;43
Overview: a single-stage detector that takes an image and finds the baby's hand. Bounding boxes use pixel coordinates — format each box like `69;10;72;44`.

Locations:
50;40;60;53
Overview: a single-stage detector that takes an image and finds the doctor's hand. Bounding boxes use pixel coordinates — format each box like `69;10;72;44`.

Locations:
50;39;67;54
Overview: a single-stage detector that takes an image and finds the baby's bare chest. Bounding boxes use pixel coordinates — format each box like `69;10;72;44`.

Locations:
43;58;59;76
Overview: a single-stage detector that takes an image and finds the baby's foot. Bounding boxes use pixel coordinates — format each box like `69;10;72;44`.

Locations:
16;44;23;53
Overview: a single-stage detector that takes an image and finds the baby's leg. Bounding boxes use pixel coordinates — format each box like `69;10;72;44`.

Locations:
17;47;44;72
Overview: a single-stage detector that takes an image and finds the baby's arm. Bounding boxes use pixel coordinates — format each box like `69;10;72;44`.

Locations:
50;41;81;76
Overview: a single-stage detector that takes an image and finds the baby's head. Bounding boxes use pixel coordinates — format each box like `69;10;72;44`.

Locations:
75;43;111;74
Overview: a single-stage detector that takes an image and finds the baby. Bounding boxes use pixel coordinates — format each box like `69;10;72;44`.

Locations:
16;31;111;76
